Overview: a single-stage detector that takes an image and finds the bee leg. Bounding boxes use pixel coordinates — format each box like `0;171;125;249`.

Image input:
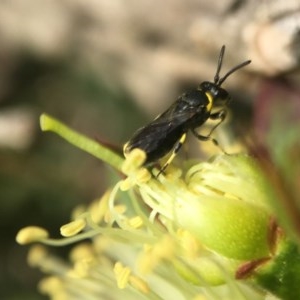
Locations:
157;133;186;177
192;110;227;152
209;109;227;123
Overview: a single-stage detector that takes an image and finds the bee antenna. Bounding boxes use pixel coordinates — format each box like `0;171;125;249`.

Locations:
217;59;251;86
213;45;251;86
214;45;226;84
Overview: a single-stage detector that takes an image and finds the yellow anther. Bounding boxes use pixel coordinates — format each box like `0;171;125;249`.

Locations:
38;276;63;295
122;148;147;174
60;219;86;237
89;200;103;224
128;216;143;229
120;177;134;191
93;235;113;252
104;204;127;223
177;229;200;258
138;236;175;274
153;235;175;258
93;189;111;223
136;168;152;183
69;243;94;262
129;275;150;294
115;204;127;214
73;258;93;277
27;245;48;267
120;167;151;191
114;262;131;289
16;226;49;245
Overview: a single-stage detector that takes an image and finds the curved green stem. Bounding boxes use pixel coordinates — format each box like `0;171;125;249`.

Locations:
40;114;124;172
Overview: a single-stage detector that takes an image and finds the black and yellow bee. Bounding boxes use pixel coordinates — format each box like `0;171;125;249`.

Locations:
124;45;251;175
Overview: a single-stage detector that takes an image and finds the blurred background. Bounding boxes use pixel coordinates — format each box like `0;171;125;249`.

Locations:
0;0;299;299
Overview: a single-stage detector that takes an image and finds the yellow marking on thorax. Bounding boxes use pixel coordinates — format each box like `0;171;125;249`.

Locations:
205;92;214;112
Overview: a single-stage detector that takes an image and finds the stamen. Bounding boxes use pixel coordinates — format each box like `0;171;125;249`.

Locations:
60;219;86;237
69;243;95;263
38;277;64;297
16;226;49;245
27;245;48;267
128;216;144;229
72;258;94;277
122;148;147;174
177;229;200;258
138;235;175;274
129;275;150;294
104;204;127;224
114;262;131;289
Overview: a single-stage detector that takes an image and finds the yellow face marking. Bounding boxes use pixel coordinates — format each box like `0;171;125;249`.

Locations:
205;92;214;112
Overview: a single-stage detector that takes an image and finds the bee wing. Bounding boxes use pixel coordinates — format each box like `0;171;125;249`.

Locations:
124;104;196;160
124;119;181;162
128;100;195;144
153;100;190;123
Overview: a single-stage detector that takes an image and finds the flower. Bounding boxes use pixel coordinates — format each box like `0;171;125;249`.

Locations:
16;114;300;300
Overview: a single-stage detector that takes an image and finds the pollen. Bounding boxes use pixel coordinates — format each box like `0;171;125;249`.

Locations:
38;276;64;297
114;262;131;289
120;147;152;190
129;275;150;294
138;235;175;274
60;219;86;237
177;229;200;258
27;245;48;267
91;189;111;224
119;178;133;191
72;257;94;277
16;226;49;245
104;204;127;223
69;243;95;263
128;216;143;228
122;148;147;174
120;167;151;191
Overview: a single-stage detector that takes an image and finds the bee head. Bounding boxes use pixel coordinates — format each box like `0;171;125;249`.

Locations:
200;45;251;106
199;81;229;106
